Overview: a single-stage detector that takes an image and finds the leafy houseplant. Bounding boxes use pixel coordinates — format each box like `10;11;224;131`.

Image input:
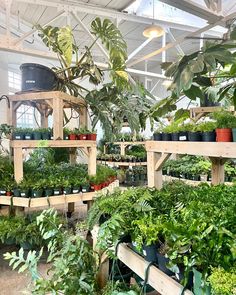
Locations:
213;111;234;142
208;267;236;295
197;121;216;142
12;127;25;140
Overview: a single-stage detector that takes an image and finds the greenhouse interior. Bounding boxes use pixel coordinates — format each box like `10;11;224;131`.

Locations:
0;0;236;294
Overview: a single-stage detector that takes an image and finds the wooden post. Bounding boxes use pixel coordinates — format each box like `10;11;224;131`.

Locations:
120;143;126;156
41;108;48;128
14;148;23;183
68;148;77;214
53;97;63;139
147;151;163;189
88;146;97;176
79;106;88;128
209;157;226;185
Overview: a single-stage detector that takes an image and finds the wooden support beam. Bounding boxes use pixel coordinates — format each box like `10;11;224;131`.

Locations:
209;157;226;185
79;106;88;128
117;243;193;295
120;143;126;156
88;146;97;176
154;153;171;171
14;148;23;183
53;97;64;139
147;151;163;189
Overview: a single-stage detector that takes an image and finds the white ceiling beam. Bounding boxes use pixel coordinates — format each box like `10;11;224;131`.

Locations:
5;0;12;38
151;80;161;94
13;10;65;45
158;0;222;23
127;11;236;68
127;68;170;80
71;12;109;60
167;28;185;55
14;0;223;36
204;0;222;13
127;37;153;62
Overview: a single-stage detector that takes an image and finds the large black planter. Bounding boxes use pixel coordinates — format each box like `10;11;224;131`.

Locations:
188;132;202;141
171;132;179;141
178;131;188;141
153;133;162;141
202;131;216;142
162;133;171;141
20;63;58;92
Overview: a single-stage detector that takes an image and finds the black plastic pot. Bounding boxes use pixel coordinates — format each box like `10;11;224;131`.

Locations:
32;189;43;198
143;244;158;263
63;187;72;195
178;131;188;141
25;133;33;140
81;185;90;193
202;131;216;142
171;132;179;141
45;188;53;197
13;188;21;197
188;132;202;141
41;132;51;140
33;132;42;140
13;132;24;140
157;253;174;276
153;133;162;141
72;186;80;194
20;189;30;198
162;133;171;141
20;63;58;92
53;188;62;195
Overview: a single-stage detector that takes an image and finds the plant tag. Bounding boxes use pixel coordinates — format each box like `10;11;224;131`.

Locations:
143;250;147;256
25;135;31;140
179;136;186;141
51;136;54;140
15;136;21;139
21;193;25;197
0;190;6;194
82;188;87;193
54;190;60;195
65;136;69;140
73;189;79;193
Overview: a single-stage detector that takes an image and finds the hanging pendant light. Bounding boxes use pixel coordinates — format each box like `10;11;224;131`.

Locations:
143;0;164;38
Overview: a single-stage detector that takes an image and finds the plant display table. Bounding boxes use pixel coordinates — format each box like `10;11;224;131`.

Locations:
145;141;236;188
8;91;87;140
0;180;119;208
117;243;193;295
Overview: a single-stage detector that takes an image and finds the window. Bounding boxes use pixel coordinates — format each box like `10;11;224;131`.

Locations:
8;70;39;128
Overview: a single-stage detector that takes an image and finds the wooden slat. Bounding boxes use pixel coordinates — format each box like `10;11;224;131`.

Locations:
0;196;12;205
97;161;147;166
147;151;163;189
9;91;85;107
14;148;23;183
11;140;97;148
145;141;236;158
117;244;193;295
209;157;227;185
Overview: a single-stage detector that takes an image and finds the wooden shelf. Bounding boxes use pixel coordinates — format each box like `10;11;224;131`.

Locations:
0;180;119;208
11;140;96;149
117;243;193;295
145;141;236;188
145;141;236;158
97;160;147;167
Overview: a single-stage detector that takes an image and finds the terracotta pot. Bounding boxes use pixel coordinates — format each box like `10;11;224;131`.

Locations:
93;184;102;191
79;134;87;140
6;191;12;196
69;134;77;140
87;133;97;140
216;128;232;142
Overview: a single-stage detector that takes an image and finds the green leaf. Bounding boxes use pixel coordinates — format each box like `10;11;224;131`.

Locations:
233;88;236;108
189;56;204;73
230;27;236;40
184;84;203;100
57;26;73;67
180;66;193;90
174;109;190;121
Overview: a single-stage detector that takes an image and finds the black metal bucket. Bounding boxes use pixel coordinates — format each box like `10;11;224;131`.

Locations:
20;63;58;92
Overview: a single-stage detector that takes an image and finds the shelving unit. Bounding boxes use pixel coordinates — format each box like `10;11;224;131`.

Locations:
145;140;236;188
0;180;119;208
6;91;98;213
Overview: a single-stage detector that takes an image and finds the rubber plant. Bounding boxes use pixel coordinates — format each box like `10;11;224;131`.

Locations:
150;26;236;120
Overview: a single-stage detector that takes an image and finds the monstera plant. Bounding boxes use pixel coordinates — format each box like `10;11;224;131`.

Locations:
36;18;154;135
150;27;236;120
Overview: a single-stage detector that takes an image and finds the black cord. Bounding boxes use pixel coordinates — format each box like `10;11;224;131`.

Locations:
142;261;155;293
0;95;10;108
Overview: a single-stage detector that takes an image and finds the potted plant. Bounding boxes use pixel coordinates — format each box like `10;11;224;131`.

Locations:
197;121;216;142
90;175;102;191
71;178;82;194
78;127;89;140
62;179;72;195
153;127;163;141
81;178;90;193
24;128;33;140
31;180;44;198
162;125;173;141
188;124;202;141
68;128;78;140
42;178;54;197
18;179;31;198
40;128;51;140
213;111;234;142
0;124;12;139
12;127;25;140
33;128;42;140
87;129;97;141
63;127;70;140
231;116;236;142
4;179;13;196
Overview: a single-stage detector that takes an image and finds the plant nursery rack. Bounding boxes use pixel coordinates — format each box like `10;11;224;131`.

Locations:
145;141;236;188
104;141;146;156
